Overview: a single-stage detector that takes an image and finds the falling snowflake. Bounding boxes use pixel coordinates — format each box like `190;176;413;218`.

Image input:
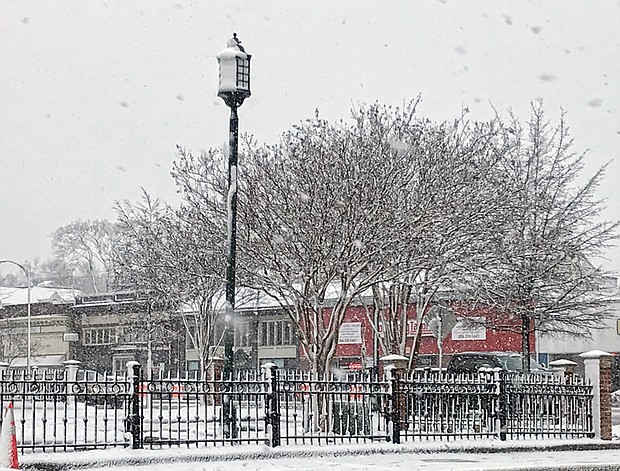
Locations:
537;73;557;83
587;98;603;108
388;139;408;151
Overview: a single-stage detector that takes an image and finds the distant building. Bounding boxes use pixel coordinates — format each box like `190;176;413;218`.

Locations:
0;286;81;369
538;276;620;386
0;288;185;376
7;280;608;377
196;286;534;373
183;288;299;373
72;292;185;376
307;299;533;372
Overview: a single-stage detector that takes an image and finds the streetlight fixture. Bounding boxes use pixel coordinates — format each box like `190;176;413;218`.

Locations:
0;260;32;371
217;33;251;379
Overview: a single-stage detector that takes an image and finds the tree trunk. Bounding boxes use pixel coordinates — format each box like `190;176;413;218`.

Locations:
521;312;531;371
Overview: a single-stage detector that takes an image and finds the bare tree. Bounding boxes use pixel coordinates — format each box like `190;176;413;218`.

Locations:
478;105;618;370
0;323;30;364
0;308;41;364
114;191;226;378
51;220;121;293
366;114;510;371
230;103;446;374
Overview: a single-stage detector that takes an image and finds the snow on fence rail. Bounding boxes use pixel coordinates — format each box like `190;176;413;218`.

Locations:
0;364;593;454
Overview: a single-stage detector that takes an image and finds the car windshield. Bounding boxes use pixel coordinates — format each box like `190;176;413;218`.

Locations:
499;356;522;371
530;357;546;370
497;355;545;372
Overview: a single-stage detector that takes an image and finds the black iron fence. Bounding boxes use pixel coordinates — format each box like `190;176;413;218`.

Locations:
0;364;593;453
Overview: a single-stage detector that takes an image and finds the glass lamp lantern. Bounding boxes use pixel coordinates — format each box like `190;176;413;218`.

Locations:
217;33;251;108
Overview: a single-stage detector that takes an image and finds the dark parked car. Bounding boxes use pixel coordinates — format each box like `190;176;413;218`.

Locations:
447;352;551;374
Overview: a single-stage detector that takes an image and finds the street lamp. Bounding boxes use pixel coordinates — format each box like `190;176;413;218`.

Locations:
0;260;32;371
217;33;251;379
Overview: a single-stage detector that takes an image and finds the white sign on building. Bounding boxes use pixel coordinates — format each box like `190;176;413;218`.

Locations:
451;317;486;341
338;322;362;344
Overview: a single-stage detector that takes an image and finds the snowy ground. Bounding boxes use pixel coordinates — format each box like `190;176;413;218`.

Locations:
6;420;620;470
73;449;620;471
14;439;620;471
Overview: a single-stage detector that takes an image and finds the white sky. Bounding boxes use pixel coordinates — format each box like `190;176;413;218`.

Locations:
1;1;619;271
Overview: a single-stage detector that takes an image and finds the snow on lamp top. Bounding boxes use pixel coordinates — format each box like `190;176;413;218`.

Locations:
217;33;251;101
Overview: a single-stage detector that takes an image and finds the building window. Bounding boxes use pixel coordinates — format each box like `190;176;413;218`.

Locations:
117;325;147;343
261;322;268;346
234;322;249;348
83;327;117;345
113;355;135;376
185;325;195;349
258;320;294;346
211;323;225;346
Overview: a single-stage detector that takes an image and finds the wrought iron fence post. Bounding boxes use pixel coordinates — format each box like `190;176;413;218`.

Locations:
125;361;142;449
0;362;7;402
381;355;408;444
262;362;281;447
222;372;238;440
495;368;507;441
383;365;401;444
0;362;8;394
393;370;403;444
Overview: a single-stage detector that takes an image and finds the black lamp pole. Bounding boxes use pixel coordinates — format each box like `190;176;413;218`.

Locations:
217;33;251;380
223;103;239;379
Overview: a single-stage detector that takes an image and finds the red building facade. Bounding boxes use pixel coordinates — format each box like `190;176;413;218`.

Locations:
330;303;534;371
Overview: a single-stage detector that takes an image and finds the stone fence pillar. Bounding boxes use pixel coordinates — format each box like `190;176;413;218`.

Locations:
580;350;613;440
62;360;81;407
62;359;81;382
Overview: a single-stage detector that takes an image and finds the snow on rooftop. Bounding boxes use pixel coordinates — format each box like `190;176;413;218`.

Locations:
0;286;81;306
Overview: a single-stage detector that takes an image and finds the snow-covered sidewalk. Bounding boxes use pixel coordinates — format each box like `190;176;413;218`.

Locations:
17;439;620;471
74;449;620;471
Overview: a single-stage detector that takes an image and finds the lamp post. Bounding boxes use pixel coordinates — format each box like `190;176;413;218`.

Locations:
0;260;32;371
217;34;251;379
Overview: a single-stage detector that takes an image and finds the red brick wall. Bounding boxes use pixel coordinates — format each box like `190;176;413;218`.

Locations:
600;357;612;440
